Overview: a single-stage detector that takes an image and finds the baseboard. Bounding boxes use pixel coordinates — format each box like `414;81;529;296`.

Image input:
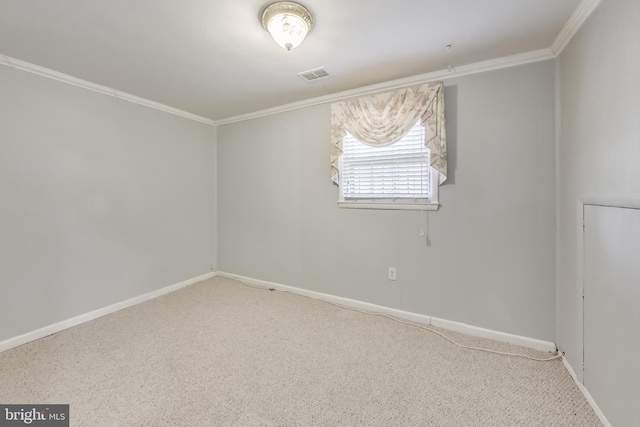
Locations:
0;272;217;353
2;270;557;355
217;271;557;353
562;356;612;427
428;316;556;352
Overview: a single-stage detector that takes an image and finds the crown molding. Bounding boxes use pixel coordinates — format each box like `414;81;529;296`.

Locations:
216;48;555;125
0;48;553;128
0;0;598;127
551;0;602;55
0;54;217;127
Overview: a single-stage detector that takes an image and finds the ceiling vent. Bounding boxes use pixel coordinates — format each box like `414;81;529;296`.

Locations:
298;67;331;83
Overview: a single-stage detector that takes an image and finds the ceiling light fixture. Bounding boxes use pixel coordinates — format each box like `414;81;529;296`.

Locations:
261;1;313;51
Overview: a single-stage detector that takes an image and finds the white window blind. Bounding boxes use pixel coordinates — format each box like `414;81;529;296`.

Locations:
341;122;430;200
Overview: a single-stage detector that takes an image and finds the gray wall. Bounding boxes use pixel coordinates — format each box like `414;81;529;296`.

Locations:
0;66;217;342
218;61;557;341
557;0;640;376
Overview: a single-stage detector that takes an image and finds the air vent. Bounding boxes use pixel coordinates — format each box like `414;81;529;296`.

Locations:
298;67;331;83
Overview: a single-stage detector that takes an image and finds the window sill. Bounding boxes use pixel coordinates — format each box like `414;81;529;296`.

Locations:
338;201;439;211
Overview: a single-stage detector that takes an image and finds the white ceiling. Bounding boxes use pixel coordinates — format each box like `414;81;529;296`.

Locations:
0;0;582;122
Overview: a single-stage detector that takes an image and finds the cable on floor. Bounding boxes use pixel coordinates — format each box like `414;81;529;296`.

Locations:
232;278;562;362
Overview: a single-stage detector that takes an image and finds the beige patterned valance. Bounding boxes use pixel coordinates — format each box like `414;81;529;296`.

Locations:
331;81;447;185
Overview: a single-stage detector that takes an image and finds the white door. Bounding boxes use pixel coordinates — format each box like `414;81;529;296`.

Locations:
583;204;640;426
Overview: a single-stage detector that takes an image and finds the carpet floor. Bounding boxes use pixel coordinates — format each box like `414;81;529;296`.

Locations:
0;276;601;426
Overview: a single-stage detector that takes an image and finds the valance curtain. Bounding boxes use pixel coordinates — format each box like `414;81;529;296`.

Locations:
330;81;447;185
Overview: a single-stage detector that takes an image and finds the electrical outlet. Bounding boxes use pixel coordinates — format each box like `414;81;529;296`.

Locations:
388;267;397;281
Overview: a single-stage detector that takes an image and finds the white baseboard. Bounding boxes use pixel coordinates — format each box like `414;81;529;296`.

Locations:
217;271;557;353
428;316;556;352
562;356;611;427
2;270;557;355
0;272;217;353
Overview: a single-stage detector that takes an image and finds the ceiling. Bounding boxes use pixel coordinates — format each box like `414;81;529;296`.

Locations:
0;0;582;122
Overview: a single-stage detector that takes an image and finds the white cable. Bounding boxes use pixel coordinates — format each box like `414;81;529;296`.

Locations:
420;140;426;237
317;301;561;362
234;279;561;362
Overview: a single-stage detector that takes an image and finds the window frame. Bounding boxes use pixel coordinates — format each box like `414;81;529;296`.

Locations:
337;125;440;211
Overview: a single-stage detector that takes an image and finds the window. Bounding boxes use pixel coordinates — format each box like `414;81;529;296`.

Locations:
330;81;447;210
339;122;439;210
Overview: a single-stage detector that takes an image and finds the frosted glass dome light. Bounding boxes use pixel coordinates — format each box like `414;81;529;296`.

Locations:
261;2;313;51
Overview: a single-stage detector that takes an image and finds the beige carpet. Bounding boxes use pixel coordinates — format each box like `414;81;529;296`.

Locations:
0;276;601;426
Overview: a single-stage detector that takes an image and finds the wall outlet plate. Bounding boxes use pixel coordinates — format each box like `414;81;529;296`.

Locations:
388;267;397;281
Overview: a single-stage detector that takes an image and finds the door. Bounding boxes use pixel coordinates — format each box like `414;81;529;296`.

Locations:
583;204;640;426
